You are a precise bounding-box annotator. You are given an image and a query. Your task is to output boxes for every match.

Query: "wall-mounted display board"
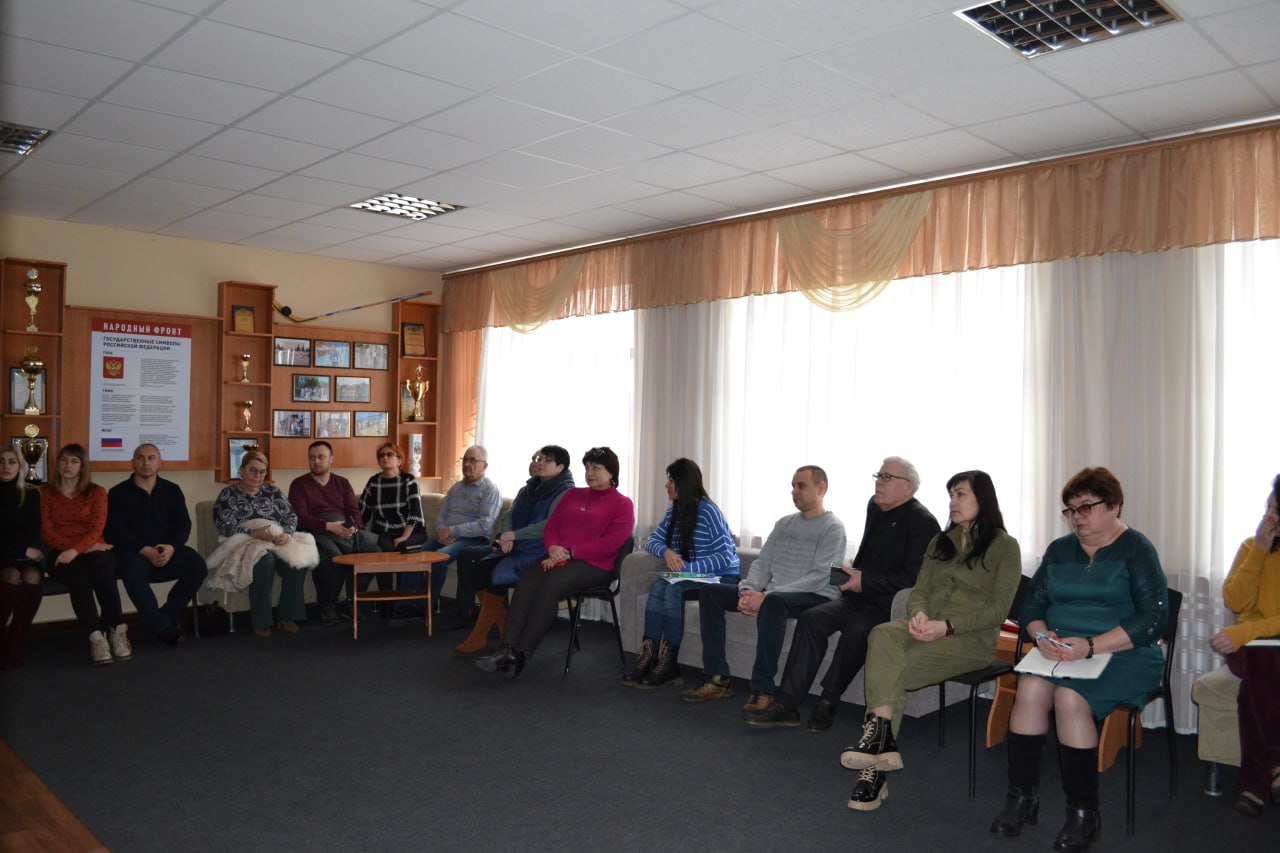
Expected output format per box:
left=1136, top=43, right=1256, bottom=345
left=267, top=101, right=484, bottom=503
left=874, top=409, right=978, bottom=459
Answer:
left=392, top=300, right=440, bottom=480
left=0, top=258, right=65, bottom=482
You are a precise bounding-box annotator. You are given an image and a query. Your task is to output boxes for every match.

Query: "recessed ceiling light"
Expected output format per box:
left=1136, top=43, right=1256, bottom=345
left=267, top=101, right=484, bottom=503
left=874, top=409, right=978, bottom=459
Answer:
left=0, top=121, right=53, bottom=156
left=349, top=192, right=463, bottom=221
left=956, top=0, right=1181, bottom=58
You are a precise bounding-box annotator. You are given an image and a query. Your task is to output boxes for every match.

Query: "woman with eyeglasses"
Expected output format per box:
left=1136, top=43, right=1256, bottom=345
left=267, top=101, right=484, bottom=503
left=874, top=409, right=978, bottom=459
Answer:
left=623, top=457, right=739, bottom=689
left=1208, top=473, right=1280, bottom=818
left=990, top=467, right=1167, bottom=853
left=357, top=443, right=427, bottom=612
left=839, top=470, right=1021, bottom=811
left=0, top=447, right=45, bottom=668
left=211, top=451, right=308, bottom=638
left=454, top=445, right=575, bottom=655
left=477, top=446, right=634, bottom=678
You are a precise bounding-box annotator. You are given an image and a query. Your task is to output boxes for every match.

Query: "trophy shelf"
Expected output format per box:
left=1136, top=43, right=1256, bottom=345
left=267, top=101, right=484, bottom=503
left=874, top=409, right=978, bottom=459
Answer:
left=2, top=258, right=66, bottom=473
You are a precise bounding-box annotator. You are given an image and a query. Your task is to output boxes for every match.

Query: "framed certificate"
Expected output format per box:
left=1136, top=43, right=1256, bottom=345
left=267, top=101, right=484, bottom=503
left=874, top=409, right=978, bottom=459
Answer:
left=232, top=305, right=256, bottom=333
left=9, top=368, right=45, bottom=415
left=401, top=322, right=426, bottom=357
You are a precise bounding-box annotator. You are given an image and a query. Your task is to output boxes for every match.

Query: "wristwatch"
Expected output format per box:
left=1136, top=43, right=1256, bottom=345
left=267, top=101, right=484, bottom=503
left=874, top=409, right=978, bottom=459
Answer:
left=1085, top=636, right=1095, bottom=659
left=945, top=619, right=955, bottom=637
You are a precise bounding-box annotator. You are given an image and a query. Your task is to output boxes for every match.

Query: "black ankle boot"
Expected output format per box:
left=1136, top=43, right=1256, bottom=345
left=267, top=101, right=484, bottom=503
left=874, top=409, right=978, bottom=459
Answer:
left=1053, top=805, right=1100, bottom=852
left=622, top=638, right=656, bottom=685
left=840, top=714, right=900, bottom=771
left=990, top=786, right=1040, bottom=836
left=505, top=648, right=526, bottom=679
left=637, top=640, right=682, bottom=688
left=476, top=644, right=517, bottom=673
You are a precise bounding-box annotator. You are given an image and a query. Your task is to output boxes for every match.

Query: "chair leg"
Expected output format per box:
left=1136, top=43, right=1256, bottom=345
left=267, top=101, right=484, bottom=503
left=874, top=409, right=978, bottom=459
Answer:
left=1162, top=689, right=1178, bottom=802
left=563, top=593, right=583, bottom=676
left=1126, top=709, right=1138, bottom=836
left=938, top=683, right=947, bottom=748
left=1204, top=762, right=1222, bottom=797
left=968, top=684, right=981, bottom=799
left=607, top=595, right=626, bottom=676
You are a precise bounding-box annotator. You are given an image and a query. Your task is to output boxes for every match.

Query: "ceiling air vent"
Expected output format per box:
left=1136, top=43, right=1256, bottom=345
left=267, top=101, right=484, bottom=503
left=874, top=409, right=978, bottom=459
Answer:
left=0, top=121, right=53, bottom=156
left=956, top=0, right=1181, bottom=58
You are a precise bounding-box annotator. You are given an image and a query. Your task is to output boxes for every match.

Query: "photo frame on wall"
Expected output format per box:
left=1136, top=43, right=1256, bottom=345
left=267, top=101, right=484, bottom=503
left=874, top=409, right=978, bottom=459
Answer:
left=354, top=411, right=389, bottom=437
left=315, top=410, right=351, bottom=439
left=227, top=437, right=259, bottom=476
left=354, top=342, right=389, bottom=370
left=9, top=368, right=46, bottom=415
left=273, top=409, right=312, bottom=438
left=334, top=375, right=370, bottom=403
left=292, top=374, right=331, bottom=403
left=401, top=322, right=426, bottom=357
left=274, top=337, right=311, bottom=367
left=313, top=340, right=351, bottom=369
left=10, top=436, right=48, bottom=482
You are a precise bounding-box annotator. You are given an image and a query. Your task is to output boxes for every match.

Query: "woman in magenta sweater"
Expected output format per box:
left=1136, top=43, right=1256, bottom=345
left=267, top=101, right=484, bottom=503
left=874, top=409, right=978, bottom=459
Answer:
left=477, top=446, right=634, bottom=678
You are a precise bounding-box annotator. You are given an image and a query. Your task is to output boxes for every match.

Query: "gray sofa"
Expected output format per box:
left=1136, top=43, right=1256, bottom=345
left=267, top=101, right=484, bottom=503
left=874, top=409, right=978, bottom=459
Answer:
left=618, top=549, right=969, bottom=717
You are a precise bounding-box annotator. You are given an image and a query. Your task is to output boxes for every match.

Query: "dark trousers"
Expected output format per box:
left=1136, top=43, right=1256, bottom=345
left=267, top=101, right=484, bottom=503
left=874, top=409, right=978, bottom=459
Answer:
left=116, top=546, right=206, bottom=637
left=312, top=529, right=378, bottom=608
left=698, top=583, right=829, bottom=694
left=777, top=593, right=891, bottom=706
left=48, top=550, right=122, bottom=637
left=456, top=545, right=499, bottom=604
left=504, top=559, right=611, bottom=655
left=1227, top=645, right=1280, bottom=797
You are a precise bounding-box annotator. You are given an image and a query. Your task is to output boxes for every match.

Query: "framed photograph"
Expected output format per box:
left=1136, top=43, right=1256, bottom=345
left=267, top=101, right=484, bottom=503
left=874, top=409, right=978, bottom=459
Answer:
left=292, top=374, right=331, bottom=403
left=334, top=375, right=370, bottom=403
left=274, top=337, right=311, bottom=367
left=273, top=409, right=312, bottom=438
left=401, top=322, right=427, bottom=357
left=354, top=342, right=389, bottom=371
left=231, top=304, right=256, bottom=333
left=354, top=411, right=389, bottom=437
left=313, top=340, right=351, bottom=369
left=9, top=368, right=45, bottom=415
left=227, top=437, right=260, bottom=476
left=10, top=436, right=48, bottom=483
left=315, top=410, right=351, bottom=439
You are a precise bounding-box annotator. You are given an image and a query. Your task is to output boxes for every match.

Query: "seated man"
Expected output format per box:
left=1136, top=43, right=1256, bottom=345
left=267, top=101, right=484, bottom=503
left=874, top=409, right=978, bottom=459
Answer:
left=288, top=440, right=377, bottom=626
left=392, top=445, right=501, bottom=622
left=682, top=465, right=846, bottom=713
left=743, top=456, right=939, bottom=732
left=106, top=444, right=207, bottom=646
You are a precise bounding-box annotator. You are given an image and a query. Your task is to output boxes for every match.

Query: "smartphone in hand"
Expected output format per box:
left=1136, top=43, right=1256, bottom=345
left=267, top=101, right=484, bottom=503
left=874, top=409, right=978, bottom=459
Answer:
left=829, top=566, right=848, bottom=586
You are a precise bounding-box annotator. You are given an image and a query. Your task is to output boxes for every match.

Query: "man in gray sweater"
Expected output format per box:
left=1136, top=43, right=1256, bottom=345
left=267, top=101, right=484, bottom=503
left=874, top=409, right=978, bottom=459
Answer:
left=682, top=465, right=846, bottom=713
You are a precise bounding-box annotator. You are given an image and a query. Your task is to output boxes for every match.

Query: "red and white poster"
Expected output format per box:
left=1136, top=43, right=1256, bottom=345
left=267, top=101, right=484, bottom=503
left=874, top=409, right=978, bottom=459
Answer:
left=88, top=318, right=192, bottom=461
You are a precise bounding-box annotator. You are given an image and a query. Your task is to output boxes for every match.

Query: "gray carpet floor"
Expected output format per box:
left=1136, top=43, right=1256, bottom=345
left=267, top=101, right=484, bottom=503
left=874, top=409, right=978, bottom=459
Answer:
left=0, top=615, right=1273, bottom=852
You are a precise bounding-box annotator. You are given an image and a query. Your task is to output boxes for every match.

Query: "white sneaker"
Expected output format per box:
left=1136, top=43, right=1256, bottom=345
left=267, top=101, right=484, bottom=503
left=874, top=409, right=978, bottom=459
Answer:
left=109, top=623, right=132, bottom=661
left=89, top=630, right=113, bottom=666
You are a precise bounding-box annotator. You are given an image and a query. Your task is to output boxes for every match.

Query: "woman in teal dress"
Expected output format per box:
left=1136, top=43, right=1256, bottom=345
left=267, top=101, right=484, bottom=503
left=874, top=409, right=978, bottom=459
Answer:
left=989, top=467, right=1168, bottom=853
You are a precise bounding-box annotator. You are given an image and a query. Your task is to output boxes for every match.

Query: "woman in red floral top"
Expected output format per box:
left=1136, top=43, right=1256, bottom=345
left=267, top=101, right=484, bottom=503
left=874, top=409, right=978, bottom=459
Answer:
left=41, top=444, right=128, bottom=666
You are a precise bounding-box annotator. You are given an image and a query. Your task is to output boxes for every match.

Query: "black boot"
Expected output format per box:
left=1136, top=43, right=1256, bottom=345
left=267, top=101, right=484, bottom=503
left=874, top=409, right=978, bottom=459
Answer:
left=476, top=644, right=518, bottom=674
left=1054, top=745, right=1101, bottom=852
left=636, top=640, right=682, bottom=689
left=840, top=714, right=901, bottom=772
left=990, top=732, right=1045, bottom=836
left=621, top=637, right=656, bottom=686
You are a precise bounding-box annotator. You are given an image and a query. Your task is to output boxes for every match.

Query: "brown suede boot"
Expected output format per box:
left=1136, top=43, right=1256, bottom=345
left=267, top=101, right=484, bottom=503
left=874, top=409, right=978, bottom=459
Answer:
left=455, top=590, right=506, bottom=655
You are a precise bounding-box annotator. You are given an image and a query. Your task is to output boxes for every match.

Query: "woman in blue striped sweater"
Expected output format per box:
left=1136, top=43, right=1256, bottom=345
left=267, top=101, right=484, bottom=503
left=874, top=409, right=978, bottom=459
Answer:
left=624, top=458, right=740, bottom=689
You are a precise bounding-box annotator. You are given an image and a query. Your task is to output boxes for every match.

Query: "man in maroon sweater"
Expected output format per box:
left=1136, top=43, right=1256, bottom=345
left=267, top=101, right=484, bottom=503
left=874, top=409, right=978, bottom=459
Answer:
left=288, top=441, right=376, bottom=626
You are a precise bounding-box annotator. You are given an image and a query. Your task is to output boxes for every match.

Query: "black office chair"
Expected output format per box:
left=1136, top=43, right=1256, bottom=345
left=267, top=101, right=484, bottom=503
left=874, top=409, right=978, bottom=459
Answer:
left=936, top=574, right=1033, bottom=798
left=562, top=536, right=634, bottom=677
left=1109, top=586, right=1182, bottom=836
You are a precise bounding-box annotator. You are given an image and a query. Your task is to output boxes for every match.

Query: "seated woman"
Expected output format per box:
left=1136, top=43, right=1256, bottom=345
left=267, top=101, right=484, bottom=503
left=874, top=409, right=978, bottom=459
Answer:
left=476, top=446, right=634, bottom=678
left=0, top=447, right=45, bottom=668
left=623, top=458, right=739, bottom=689
left=358, top=442, right=427, bottom=610
left=454, top=445, right=574, bottom=655
left=42, top=444, right=125, bottom=666
left=210, top=451, right=313, bottom=638
left=989, top=467, right=1168, bottom=853
left=840, top=470, right=1021, bottom=811
left=1209, top=473, right=1280, bottom=817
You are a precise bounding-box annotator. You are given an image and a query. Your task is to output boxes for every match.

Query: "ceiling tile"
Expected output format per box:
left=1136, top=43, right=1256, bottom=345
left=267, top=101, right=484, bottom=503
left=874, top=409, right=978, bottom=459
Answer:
left=368, top=13, right=571, bottom=92
left=191, top=128, right=336, bottom=172
left=237, top=230, right=333, bottom=252
left=858, top=129, right=1018, bottom=177
left=108, top=175, right=241, bottom=207
left=169, top=207, right=289, bottom=235
left=612, top=151, right=746, bottom=190
left=6, top=158, right=135, bottom=193
left=340, top=233, right=441, bottom=255
left=394, top=245, right=492, bottom=269
left=382, top=220, right=486, bottom=243
left=897, top=66, right=1081, bottom=127
left=312, top=244, right=409, bottom=263
left=689, top=127, right=841, bottom=172
left=521, top=126, right=671, bottom=172
left=454, top=151, right=591, bottom=190
left=472, top=188, right=597, bottom=220
left=254, top=174, right=381, bottom=206
left=705, top=0, right=946, bottom=53
left=158, top=221, right=268, bottom=242
left=236, top=97, right=400, bottom=149
left=785, top=98, right=951, bottom=151
left=0, top=83, right=88, bottom=129
left=215, top=194, right=330, bottom=220
left=210, top=0, right=437, bottom=53
left=552, top=206, right=666, bottom=236
left=1093, top=70, right=1276, bottom=135
left=300, top=153, right=434, bottom=189
left=1, top=0, right=192, bottom=61
left=499, top=220, right=608, bottom=247
left=103, top=66, right=278, bottom=124
left=395, top=172, right=510, bottom=207
left=429, top=207, right=537, bottom=233
left=545, top=172, right=667, bottom=207
left=766, top=153, right=908, bottom=195
left=493, top=59, right=676, bottom=123
left=451, top=232, right=545, bottom=255
left=149, top=20, right=347, bottom=91
left=967, top=102, right=1137, bottom=160
left=1199, top=3, right=1280, bottom=66
left=150, top=154, right=283, bottom=191
left=454, top=0, right=687, bottom=54
left=252, top=221, right=368, bottom=247
left=1244, top=59, right=1280, bottom=102
left=64, top=103, right=221, bottom=151
left=600, top=95, right=767, bottom=149
left=685, top=173, right=812, bottom=208
left=294, top=60, right=471, bottom=122
left=696, top=58, right=875, bottom=124
left=68, top=197, right=201, bottom=231
left=355, top=126, right=495, bottom=171
left=34, top=133, right=174, bottom=173
left=0, top=178, right=105, bottom=216
left=421, top=96, right=584, bottom=148
left=0, top=36, right=134, bottom=99
left=612, top=190, right=737, bottom=222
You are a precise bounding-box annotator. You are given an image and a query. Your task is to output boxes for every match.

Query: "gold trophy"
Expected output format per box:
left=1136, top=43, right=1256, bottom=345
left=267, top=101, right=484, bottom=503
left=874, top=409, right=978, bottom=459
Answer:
left=240, top=400, right=254, bottom=431
left=24, top=268, right=41, bottom=332
left=410, top=365, right=429, bottom=422
left=18, top=424, right=47, bottom=484
left=20, top=346, right=44, bottom=416
left=240, top=353, right=251, bottom=382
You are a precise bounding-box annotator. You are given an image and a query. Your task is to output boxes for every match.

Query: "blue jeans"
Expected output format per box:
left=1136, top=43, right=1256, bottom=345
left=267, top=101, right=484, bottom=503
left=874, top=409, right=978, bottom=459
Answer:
left=393, top=536, right=486, bottom=615
left=116, top=546, right=207, bottom=637
left=698, top=583, right=829, bottom=694
left=643, top=576, right=739, bottom=645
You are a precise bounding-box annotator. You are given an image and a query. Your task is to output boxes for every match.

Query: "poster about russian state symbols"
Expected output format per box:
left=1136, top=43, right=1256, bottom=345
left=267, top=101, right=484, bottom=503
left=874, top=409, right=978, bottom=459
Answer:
left=88, top=318, right=192, bottom=461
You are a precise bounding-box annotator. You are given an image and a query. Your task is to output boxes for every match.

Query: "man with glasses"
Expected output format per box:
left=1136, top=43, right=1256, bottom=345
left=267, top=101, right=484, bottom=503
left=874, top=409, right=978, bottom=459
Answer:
left=743, top=456, right=940, bottom=732
left=391, top=445, right=501, bottom=624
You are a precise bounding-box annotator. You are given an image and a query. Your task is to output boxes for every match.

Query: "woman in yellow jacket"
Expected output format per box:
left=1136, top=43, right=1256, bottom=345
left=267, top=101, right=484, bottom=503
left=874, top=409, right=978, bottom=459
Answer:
left=1210, top=473, right=1280, bottom=817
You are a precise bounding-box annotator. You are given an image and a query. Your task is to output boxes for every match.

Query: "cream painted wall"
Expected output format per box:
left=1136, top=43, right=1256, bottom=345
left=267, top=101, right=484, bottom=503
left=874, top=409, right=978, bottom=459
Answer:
left=0, top=214, right=447, bottom=623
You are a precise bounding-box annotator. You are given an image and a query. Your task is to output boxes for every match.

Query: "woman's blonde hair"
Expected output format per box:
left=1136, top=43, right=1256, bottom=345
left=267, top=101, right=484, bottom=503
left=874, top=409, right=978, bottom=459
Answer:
left=239, top=450, right=269, bottom=476
left=0, top=447, right=30, bottom=506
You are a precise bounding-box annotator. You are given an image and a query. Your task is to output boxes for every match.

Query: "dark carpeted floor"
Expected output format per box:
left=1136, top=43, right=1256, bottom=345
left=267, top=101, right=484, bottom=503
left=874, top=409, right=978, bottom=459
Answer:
left=0, top=615, right=1272, bottom=852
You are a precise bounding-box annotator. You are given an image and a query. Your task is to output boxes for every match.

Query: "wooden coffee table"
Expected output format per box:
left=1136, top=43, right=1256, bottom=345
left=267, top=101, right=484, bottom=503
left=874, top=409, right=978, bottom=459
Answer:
left=333, top=550, right=450, bottom=638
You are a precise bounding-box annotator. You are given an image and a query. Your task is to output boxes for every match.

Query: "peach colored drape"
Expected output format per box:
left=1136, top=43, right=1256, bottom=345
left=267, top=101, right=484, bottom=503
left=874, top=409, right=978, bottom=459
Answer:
left=437, top=329, right=482, bottom=486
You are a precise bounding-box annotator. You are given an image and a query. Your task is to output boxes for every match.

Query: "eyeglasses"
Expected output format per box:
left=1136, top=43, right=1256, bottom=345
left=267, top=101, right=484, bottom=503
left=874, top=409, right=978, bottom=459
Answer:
left=584, top=448, right=607, bottom=460
left=242, top=467, right=267, bottom=476
left=1061, top=499, right=1107, bottom=519
left=531, top=454, right=555, bottom=465
left=460, top=456, right=483, bottom=465
left=377, top=452, right=399, bottom=459
left=872, top=472, right=910, bottom=484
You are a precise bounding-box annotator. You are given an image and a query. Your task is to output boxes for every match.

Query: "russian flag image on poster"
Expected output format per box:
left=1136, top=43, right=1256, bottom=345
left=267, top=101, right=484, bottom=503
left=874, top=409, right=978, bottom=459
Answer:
left=100, top=437, right=123, bottom=449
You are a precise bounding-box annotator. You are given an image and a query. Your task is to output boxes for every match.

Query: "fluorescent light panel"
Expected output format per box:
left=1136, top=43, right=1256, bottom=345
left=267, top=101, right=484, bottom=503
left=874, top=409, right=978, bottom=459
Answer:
left=956, top=0, right=1181, bottom=58
left=348, top=192, right=463, bottom=221
left=0, top=121, right=53, bottom=156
